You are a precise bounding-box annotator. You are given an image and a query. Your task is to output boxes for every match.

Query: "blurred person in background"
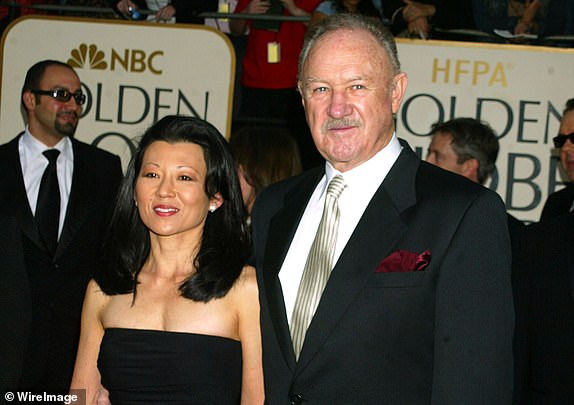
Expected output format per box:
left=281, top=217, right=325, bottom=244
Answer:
left=540, top=98, right=574, bottom=221
left=230, top=126, right=302, bottom=217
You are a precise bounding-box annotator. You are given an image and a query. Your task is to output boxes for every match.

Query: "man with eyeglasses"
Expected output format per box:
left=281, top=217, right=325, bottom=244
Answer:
left=514, top=98, right=574, bottom=403
left=0, top=60, right=122, bottom=395
left=540, top=98, right=574, bottom=221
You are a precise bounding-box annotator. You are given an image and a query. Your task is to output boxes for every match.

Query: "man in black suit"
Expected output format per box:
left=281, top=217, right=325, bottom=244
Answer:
left=540, top=98, right=574, bottom=221
left=251, top=14, right=514, bottom=404
left=0, top=212, right=29, bottom=394
left=0, top=60, right=122, bottom=394
left=518, top=212, right=574, bottom=403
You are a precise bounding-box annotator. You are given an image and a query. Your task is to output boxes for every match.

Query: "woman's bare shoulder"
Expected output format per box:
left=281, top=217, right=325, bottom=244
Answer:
left=231, top=265, right=259, bottom=299
left=85, top=278, right=112, bottom=307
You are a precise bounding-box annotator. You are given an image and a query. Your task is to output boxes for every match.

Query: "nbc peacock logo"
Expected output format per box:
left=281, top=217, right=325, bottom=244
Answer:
left=66, top=44, right=164, bottom=74
left=67, top=44, right=107, bottom=70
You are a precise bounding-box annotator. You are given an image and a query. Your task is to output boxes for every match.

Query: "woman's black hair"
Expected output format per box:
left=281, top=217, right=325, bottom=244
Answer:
left=97, top=115, right=250, bottom=302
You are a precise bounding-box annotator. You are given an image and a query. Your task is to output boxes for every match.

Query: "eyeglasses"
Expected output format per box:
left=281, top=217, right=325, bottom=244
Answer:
left=553, top=132, right=574, bottom=148
left=31, top=89, right=86, bottom=105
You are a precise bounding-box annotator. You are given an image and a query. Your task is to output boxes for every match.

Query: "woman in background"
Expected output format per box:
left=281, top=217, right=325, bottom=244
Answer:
left=229, top=126, right=302, bottom=216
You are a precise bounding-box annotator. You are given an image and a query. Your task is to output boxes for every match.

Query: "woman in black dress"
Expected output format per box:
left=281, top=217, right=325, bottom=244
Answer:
left=70, top=116, right=264, bottom=404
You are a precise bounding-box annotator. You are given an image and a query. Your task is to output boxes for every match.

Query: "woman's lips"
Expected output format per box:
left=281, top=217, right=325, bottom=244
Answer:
left=153, top=205, right=179, bottom=216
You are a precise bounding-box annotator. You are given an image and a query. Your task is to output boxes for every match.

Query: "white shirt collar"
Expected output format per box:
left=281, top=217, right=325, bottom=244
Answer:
left=324, top=133, right=403, bottom=194
left=22, top=126, right=73, bottom=161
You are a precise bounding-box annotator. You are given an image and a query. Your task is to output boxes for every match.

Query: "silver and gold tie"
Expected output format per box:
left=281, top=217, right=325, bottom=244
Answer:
left=290, top=175, right=346, bottom=359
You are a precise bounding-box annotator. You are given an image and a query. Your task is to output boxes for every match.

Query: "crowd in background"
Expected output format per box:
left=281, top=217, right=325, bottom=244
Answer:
left=1, top=1, right=574, bottom=169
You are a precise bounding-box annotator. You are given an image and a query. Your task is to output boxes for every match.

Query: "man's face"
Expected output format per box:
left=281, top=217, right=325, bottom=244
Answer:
left=426, top=131, right=474, bottom=180
left=299, top=29, right=407, bottom=172
left=24, top=65, right=83, bottom=145
left=559, top=109, right=574, bottom=181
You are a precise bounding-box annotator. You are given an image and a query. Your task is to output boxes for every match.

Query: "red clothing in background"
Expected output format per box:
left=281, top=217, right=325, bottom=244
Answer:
left=234, top=0, right=320, bottom=89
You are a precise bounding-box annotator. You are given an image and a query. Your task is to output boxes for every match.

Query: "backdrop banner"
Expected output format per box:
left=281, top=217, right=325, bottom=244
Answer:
left=2, top=19, right=573, bottom=222
left=0, top=16, right=235, bottom=170
left=396, top=38, right=574, bottom=222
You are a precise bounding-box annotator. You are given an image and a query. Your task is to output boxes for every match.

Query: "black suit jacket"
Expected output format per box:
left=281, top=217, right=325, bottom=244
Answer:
left=515, top=213, right=574, bottom=404
left=251, top=140, right=514, bottom=404
left=0, top=212, right=29, bottom=393
left=539, top=184, right=574, bottom=221
left=0, top=135, right=122, bottom=392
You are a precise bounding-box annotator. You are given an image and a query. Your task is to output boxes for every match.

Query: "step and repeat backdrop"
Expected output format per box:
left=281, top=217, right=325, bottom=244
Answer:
left=395, top=38, right=573, bottom=223
left=0, top=16, right=235, bottom=170
left=1, top=17, right=573, bottom=222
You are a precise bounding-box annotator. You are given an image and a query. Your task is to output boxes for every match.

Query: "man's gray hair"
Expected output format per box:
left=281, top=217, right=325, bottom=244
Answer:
left=298, top=14, right=401, bottom=82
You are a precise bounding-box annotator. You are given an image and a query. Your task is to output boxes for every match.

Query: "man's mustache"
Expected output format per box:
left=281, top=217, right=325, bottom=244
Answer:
left=322, top=118, right=361, bottom=131
left=57, top=111, right=79, bottom=119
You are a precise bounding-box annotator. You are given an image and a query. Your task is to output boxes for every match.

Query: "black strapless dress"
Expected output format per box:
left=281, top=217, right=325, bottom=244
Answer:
left=98, top=328, right=242, bottom=404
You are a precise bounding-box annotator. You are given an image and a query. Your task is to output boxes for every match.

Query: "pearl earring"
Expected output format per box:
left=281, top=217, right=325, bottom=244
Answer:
left=209, top=206, right=216, bottom=213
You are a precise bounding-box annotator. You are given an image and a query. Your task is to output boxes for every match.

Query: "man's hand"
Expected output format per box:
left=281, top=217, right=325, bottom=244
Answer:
left=155, top=5, right=176, bottom=21
left=246, top=0, right=271, bottom=15
left=116, top=0, right=137, bottom=15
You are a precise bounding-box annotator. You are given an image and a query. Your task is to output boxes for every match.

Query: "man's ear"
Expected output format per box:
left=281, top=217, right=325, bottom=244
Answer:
left=22, top=91, right=36, bottom=111
left=462, top=158, right=480, bottom=183
left=391, top=72, right=408, bottom=114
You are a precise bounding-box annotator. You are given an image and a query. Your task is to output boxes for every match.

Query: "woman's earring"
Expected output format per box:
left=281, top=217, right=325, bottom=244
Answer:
left=209, top=205, right=216, bottom=213
left=135, top=200, right=138, bottom=207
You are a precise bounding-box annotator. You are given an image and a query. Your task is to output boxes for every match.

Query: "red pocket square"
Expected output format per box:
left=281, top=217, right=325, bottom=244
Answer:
left=375, top=250, right=431, bottom=273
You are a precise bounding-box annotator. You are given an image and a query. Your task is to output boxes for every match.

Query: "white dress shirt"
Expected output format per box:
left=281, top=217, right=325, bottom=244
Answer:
left=279, top=134, right=403, bottom=325
left=19, top=129, right=74, bottom=239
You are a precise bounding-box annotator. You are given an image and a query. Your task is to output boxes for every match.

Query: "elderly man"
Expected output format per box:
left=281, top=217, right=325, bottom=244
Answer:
left=251, top=14, right=514, bottom=404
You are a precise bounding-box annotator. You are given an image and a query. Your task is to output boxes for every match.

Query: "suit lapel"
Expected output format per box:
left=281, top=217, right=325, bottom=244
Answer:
left=295, top=141, right=420, bottom=371
left=566, top=213, right=574, bottom=304
left=55, top=140, right=96, bottom=259
left=263, top=169, right=324, bottom=370
left=0, top=136, right=46, bottom=251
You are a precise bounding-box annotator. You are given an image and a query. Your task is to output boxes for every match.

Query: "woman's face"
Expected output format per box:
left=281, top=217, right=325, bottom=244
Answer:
left=135, top=141, right=221, bottom=239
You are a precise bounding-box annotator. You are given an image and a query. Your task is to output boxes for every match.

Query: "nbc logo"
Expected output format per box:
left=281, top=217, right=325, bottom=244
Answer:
left=68, top=44, right=107, bottom=70
left=67, top=44, right=163, bottom=74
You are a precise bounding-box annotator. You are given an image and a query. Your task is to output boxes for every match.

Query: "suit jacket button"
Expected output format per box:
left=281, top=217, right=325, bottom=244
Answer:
left=290, top=394, right=303, bottom=404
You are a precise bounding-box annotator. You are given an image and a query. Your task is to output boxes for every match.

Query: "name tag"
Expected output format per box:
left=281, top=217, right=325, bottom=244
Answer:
left=267, top=42, right=281, bottom=63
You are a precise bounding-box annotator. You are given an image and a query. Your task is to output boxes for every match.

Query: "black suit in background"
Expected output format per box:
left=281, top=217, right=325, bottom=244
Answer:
left=0, top=135, right=122, bottom=393
left=539, top=183, right=574, bottom=221
left=251, top=140, right=514, bottom=404
left=514, top=212, right=574, bottom=404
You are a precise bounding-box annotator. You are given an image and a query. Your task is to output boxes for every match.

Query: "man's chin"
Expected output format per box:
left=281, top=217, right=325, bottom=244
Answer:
left=55, top=123, right=78, bottom=137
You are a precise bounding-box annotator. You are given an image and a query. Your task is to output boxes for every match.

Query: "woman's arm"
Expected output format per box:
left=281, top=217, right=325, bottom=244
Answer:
left=236, top=266, right=265, bottom=405
left=69, top=280, right=109, bottom=405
